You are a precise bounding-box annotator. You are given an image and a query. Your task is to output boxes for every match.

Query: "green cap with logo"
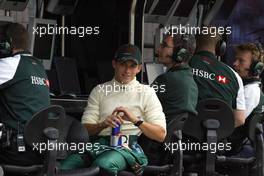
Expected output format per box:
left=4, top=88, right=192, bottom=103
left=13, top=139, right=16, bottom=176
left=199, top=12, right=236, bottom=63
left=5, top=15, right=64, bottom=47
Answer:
left=114, top=44, right=142, bottom=64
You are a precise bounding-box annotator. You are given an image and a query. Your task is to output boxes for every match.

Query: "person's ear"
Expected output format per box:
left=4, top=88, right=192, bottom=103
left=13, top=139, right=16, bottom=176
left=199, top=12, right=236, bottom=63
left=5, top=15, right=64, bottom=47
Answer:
left=112, top=59, right=117, bottom=69
left=136, top=64, right=142, bottom=73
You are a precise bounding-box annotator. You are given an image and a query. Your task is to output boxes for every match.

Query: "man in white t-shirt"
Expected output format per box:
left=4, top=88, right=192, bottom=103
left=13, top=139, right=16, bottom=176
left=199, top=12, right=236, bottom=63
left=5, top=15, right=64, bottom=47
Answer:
left=61, top=44, right=166, bottom=176
left=233, top=43, right=264, bottom=117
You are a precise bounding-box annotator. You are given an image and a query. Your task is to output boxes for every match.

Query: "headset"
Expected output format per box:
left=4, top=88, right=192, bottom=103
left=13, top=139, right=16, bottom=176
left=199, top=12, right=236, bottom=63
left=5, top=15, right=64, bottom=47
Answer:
left=0, top=24, right=12, bottom=58
left=215, top=34, right=226, bottom=57
left=170, top=34, right=192, bottom=63
left=250, top=43, right=264, bottom=77
left=171, top=47, right=192, bottom=63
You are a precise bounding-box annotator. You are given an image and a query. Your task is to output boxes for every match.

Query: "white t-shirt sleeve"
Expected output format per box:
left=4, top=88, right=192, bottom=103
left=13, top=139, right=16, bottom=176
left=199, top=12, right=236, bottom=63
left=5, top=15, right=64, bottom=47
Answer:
left=81, top=85, right=101, bottom=124
left=143, top=86, right=167, bottom=131
left=0, top=55, right=20, bottom=85
left=244, top=84, right=260, bottom=117
left=229, top=67, right=246, bottom=110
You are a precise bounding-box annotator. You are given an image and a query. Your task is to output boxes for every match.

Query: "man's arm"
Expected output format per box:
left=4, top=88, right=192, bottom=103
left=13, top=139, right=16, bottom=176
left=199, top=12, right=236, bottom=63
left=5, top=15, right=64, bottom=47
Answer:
left=84, top=123, right=107, bottom=136
left=234, top=109, right=245, bottom=127
left=113, top=106, right=166, bottom=142
left=0, top=56, right=20, bottom=87
left=82, top=85, right=104, bottom=134
left=137, top=121, right=166, bottom=142
left=244, top=84, right=260, bottom=117
left=230, top=67, right=246, bottom=127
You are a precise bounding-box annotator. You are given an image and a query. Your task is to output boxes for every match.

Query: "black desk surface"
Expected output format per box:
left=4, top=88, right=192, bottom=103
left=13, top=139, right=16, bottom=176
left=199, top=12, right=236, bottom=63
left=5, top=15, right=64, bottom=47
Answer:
left=51, top=98, right=87, bottom=114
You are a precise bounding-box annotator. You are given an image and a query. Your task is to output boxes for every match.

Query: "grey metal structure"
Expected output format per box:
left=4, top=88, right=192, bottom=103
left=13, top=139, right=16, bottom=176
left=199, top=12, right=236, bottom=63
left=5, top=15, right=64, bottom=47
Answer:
left=0, top=15, right=13, bottom=26
left=0, top=0, right=29, bottom=11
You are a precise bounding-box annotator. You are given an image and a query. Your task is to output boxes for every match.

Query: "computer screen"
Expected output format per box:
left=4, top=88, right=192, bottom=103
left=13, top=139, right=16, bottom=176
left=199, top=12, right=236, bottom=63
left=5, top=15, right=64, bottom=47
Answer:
left=145, top=62, right=166, bottom=85
left=54, top=57, right=81, bottom=95
left=28, top=18, right=56, bottom=70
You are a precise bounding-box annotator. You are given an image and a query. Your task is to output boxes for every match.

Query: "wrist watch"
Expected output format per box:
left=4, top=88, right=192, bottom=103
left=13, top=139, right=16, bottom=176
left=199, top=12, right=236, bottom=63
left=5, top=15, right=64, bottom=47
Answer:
left=134, top=120, right=144, bottom=127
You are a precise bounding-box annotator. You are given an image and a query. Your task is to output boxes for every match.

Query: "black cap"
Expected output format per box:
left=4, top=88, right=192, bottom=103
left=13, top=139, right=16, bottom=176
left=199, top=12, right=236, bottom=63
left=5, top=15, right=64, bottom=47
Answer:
left=114, top=44, right=142, bottom=64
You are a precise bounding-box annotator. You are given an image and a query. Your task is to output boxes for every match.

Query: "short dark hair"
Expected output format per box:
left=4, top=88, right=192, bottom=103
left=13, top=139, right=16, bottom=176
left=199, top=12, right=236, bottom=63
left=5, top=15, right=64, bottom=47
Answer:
left=195, top=26, right=221, bottom=48
left=6, top=23, right=29, bottom=51
left=163, top=33, right=196, bottom=54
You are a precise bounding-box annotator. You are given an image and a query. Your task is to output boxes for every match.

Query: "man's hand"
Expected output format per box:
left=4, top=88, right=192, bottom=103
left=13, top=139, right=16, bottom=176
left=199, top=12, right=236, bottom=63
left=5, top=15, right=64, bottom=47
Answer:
left=102, top=114, right=124, bottom=128
left=112, top=106, right=139, bottom=124
left=112, top=106, right=166, bottom=142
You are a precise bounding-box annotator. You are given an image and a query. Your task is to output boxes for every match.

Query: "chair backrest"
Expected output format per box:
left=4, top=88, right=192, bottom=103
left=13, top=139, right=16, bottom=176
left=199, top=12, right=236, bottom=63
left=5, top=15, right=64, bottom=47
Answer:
left=246, top=113, right=264, bottom=146
left=165, top=113, right=189, bottom=142
left=24, top=105, right=89, bottom=159
left=183, top=98, right=234, bottom=142
left=24, top=105, right=66, bottom=147
left=62, top=116, right=90, bottom=158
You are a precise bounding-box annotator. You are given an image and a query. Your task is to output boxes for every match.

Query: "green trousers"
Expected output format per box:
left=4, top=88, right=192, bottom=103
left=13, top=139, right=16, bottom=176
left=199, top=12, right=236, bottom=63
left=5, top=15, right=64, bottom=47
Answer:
left=60, top=136, right=148, bottom=176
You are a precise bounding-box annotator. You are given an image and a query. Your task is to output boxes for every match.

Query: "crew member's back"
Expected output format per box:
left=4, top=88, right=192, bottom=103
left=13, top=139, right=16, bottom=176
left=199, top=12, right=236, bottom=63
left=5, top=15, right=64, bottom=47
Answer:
left=189, top=31, right=246, bottom=127
left=0, top=23, right=50, bottom=166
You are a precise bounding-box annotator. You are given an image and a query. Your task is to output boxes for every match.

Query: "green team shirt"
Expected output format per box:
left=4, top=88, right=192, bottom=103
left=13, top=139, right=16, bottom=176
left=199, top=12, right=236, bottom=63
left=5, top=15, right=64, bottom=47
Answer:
left=0, top=52, right=50, bottom=129
left=152, top=64, right=198, bottom=121
left=189, top=51, right=245, bottom=110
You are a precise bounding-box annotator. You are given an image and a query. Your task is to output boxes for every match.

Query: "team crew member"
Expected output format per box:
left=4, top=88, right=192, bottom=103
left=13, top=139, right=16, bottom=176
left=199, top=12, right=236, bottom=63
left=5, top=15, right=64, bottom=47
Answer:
left=189, top=31, right=246, bottom=127
left=153, top=34, right=198, bottom=123
left=61, top=44, right=166, bottom=175
left=143, top=34, right=198, bottom=165
left=233, top=43, right=264, bottom=117
left=0, top=23, right=50, bottom=165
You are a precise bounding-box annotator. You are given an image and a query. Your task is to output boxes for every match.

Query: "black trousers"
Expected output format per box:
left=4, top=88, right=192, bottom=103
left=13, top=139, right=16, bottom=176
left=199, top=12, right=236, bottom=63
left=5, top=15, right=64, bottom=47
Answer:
left=0, top=141, right=42, bottom=166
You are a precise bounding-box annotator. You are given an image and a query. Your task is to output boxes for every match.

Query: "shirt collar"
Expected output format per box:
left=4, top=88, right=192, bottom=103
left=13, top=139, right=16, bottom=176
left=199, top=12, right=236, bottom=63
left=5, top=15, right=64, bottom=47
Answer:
left=167, top=64, right=190, bottom=72
left=195, top=50, right=217, bottom=60
left=111, top=77, right=138, bottom=87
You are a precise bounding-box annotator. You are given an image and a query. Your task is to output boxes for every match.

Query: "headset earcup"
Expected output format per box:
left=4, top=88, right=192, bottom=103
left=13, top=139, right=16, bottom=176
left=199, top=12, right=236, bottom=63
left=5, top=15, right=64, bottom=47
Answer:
left=0, top=40, right=12, bottom=58
left=0, top=24, right=12, bottom=58
left=172, top=48, right=190, bottom=63
left=219, top=40, right=226, bottom=56
left=216, top=40, right=226, bottom=56
left=253, top=62, right=264, bottom=76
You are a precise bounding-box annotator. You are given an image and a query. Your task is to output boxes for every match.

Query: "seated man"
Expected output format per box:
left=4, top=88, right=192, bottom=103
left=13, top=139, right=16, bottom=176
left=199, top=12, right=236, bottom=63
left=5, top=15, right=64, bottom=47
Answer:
left=61, top=44, right=166, bottom=175
left=233, top=43, right=264, bottom=117
left=231, top=43, right=264, bottom=155
left=144, top=34, right=198, bottom=165
left=0, top=23, right=50, bottom=165
left=153, top=34, right=198, bottom=124
left=189, top=29, right=246, bottom=155
left=189, top=30, right=246, bottom=128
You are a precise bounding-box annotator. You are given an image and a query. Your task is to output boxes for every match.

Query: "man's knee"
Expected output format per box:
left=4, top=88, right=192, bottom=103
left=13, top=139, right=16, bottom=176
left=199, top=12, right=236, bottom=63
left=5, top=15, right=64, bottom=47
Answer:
left=92, top=151, right=127, bottom=175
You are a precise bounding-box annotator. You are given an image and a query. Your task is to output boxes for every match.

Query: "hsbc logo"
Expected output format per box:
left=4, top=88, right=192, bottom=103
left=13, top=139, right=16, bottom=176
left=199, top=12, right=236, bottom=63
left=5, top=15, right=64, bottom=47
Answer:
left=192, top=68, right=215, bottom=80
left=216, top=75, right=229, bottom=84
left=192, top=68, right=229, bottom=84
left=31, top=76, right=49, bottom=87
